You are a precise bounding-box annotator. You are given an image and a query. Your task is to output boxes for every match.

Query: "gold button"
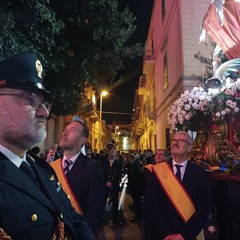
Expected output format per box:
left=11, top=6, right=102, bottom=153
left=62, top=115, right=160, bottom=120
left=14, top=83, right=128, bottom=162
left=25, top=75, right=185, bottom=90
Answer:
left=31, top=214, right=38, bottom=222
left=67, top=194, right=71, bottom=199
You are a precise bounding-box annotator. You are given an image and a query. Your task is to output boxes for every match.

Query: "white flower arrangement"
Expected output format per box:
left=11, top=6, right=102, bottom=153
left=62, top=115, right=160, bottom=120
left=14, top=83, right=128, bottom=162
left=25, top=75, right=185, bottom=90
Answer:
left=168, top=87, right=211, bottom=130
left=168, top=79, right=240, bottom=130
left=209, top=78, right=240, bottom=118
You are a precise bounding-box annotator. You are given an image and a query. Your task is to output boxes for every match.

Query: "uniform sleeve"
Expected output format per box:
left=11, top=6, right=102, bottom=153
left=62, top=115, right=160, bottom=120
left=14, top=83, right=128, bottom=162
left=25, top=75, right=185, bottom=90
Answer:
left=71, top=209, right=95, bottom=240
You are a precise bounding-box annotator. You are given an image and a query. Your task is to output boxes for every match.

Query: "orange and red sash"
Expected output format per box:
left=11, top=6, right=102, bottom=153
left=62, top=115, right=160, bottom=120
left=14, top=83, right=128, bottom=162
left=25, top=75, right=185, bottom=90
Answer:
left=50, top=159, right=83, bottom=215
left=151, top=161, right=204, bottom=240
left=144, top=164, right=154, bottom=172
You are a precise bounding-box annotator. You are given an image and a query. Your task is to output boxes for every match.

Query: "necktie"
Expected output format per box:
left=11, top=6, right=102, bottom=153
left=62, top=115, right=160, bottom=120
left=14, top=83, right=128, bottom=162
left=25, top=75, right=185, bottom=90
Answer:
left=175, top=164, right=182, bottom=182
left=64, top=159, right=72, bottom=174
left=20, top=161, right=39, bottom=185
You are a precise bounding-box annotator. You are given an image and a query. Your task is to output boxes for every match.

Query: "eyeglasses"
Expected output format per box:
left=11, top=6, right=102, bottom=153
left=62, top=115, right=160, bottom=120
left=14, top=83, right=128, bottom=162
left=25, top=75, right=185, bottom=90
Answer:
left=171, top=138, right=191, bottom=145
left=0, top=93, right=52, bottom=112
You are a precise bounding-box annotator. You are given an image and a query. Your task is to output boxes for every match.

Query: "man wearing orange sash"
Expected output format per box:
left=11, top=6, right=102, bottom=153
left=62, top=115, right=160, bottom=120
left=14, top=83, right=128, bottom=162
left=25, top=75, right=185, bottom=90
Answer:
left=51, top=117, right=105, bottom=237
left=144, top=131, right=210, bottom=240
left=143, top=149, right=166, bottom=238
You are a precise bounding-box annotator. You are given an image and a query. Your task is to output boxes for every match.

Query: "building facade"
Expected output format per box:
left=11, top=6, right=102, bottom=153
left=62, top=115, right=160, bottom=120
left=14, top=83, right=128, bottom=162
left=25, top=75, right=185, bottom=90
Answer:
left=132, top=0, right=213, bottom=150
left=41, top=85, right=113, bottom=155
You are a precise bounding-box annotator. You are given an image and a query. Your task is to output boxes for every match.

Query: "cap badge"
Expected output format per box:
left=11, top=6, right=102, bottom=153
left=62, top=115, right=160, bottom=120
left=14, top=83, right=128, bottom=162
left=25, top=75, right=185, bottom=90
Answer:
left=35, top=60, right=43, bottom=79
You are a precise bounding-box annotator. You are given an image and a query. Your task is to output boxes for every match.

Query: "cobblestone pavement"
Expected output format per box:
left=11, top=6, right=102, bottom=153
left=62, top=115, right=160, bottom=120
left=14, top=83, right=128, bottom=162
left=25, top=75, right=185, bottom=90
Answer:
left=97, top=193, right=218, bottom=240
left=97, top=193, right=144, bottom=240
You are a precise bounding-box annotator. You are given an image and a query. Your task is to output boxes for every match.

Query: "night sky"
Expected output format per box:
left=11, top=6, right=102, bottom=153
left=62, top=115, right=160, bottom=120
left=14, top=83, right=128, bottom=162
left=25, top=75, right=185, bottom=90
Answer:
left=102, top=0, right=154, bottom=124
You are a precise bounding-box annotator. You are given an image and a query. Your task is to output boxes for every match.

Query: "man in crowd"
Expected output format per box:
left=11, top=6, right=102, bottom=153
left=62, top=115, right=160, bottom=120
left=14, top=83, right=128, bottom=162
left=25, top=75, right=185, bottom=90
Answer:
left=51, top=117, right=105, bottom=236
left=86, top=146, right=93, bottom=159
left=46, top=144, right=63, bottom=162
left=143, top=148, right=167, bottom=238
left=143, top=131, right=210, bottom=240
left=154, top=148, right=166, bottom=164
left=0, top=53, right=94, bottom=239
left=102, top=143, right=123, bottom=225
left=141, top=149, right=154, bottom=166
left=125, top=153, right=144, bottom=222
left=91, top=149, right=100, bottom=161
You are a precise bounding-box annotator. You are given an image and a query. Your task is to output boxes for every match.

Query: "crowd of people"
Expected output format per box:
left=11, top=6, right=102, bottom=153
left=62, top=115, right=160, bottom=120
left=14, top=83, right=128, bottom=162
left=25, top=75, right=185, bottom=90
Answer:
left=20, top=112, right=212, bottom=240
left=32, top=124, right=240, bottom=240
left=42, top=130, right=211, bottom=240
left=0, top=52, right=239, bottom=240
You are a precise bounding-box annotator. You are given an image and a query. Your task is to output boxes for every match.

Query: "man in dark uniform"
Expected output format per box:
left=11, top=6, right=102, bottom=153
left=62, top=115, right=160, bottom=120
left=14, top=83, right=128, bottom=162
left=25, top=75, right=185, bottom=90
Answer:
left=102, top=143, right=123, bottom=225
left=0, top=53, right=94, bottom=240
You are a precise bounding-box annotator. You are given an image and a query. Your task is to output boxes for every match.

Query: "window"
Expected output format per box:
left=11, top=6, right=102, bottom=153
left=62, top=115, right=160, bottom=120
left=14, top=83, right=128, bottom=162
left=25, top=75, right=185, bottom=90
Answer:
left=163, top=53, right=168, bottom=90
left=151, top=39, right=154, bottom=55
left=162, top=0, right=166, bottom=20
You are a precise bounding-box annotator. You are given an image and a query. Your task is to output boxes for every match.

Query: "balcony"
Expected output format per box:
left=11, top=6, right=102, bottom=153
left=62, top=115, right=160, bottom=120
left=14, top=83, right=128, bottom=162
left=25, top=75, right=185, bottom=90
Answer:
left=143, top=49, right=155, bottom=73
left=144, top=100, right=156, bottom=119
left=137, top=122, right=146, bottom=129
left=138, top=75, right=148, bottom=95
left=131, top=116, right=146, bottom=136
left=132, top=122, right=145, bottom=136
left=134, top=129, right=143, bottom=136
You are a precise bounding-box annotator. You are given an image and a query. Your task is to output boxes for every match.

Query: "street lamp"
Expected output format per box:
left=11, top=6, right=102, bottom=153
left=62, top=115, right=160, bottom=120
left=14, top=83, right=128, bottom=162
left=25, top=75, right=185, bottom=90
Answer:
left=99, top=90, right=108, bottom=148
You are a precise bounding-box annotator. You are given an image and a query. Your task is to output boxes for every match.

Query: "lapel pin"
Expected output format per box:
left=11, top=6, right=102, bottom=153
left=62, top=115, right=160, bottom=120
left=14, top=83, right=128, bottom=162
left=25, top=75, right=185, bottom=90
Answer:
left=50, top=175, right=55, bottom=181
left=56, top=182, right=62, bottom=193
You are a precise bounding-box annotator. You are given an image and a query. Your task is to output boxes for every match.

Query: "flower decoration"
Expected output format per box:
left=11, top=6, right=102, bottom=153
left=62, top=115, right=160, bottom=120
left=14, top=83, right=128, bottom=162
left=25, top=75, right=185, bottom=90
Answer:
left=168, top=87, right=211, bottom=130
left=207, top=78, right=240, bottom=118
left=168, top=79, right=240, bottom=130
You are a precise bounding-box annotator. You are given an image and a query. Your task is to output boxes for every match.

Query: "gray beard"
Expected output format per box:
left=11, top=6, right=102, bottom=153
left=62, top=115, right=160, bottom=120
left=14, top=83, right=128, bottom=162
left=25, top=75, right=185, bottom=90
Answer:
left=4, top=128, right=46, bottom=150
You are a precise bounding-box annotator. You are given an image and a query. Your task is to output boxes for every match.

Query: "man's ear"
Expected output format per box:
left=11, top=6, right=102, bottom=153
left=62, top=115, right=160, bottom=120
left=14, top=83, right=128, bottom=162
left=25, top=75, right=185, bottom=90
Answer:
left=187, top=145, right=193, bottom=153
left=79, top=136, right=87, bottom=146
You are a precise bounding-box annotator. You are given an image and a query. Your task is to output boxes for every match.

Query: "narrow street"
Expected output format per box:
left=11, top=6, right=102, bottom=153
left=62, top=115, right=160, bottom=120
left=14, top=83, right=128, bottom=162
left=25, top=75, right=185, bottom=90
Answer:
left=98, top=193, right=144, bottom=240
left=97, top=193, right=219, bottom=240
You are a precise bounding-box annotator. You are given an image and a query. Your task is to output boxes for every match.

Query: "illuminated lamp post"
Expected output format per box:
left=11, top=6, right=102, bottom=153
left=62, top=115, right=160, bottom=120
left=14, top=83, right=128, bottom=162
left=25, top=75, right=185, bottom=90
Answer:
left=99, top=90, right=108, bottom=148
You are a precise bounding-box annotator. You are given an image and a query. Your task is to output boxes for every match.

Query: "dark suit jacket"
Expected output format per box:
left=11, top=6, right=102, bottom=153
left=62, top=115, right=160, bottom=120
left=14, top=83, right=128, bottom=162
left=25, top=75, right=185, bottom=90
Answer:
left=66, top=153, right=105, bottom=232
left=102, top=158, right=122, bottom=188
left=0, top=152, right=94, bottom=240
left=144, top=160, right=210, bottom=240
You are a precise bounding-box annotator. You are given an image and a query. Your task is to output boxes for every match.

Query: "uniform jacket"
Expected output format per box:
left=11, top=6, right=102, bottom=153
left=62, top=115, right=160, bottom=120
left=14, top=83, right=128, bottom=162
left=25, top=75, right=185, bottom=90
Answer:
left=102, top=158, right=122, bottom=189
left=102, top=157, right=123, bottom=222
left=144, top=160, right=210, bottom=240
left=65, top=153, right=105, bottom=232
left=0, top=152, right=94, bottom=240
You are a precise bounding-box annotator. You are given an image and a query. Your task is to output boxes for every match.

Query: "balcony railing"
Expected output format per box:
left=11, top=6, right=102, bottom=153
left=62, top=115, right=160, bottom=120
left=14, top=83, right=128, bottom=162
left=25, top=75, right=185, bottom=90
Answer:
left=138, top=75, right=148, bottom=95
left=143, top=49, right=155, bottom=73
left=144, top=100, right=156, bottom=119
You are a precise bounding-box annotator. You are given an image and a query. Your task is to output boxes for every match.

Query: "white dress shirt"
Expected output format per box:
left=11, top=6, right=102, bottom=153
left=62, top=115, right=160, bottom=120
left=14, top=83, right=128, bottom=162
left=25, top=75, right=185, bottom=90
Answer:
left=172, top=159, right=188, bottom=181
